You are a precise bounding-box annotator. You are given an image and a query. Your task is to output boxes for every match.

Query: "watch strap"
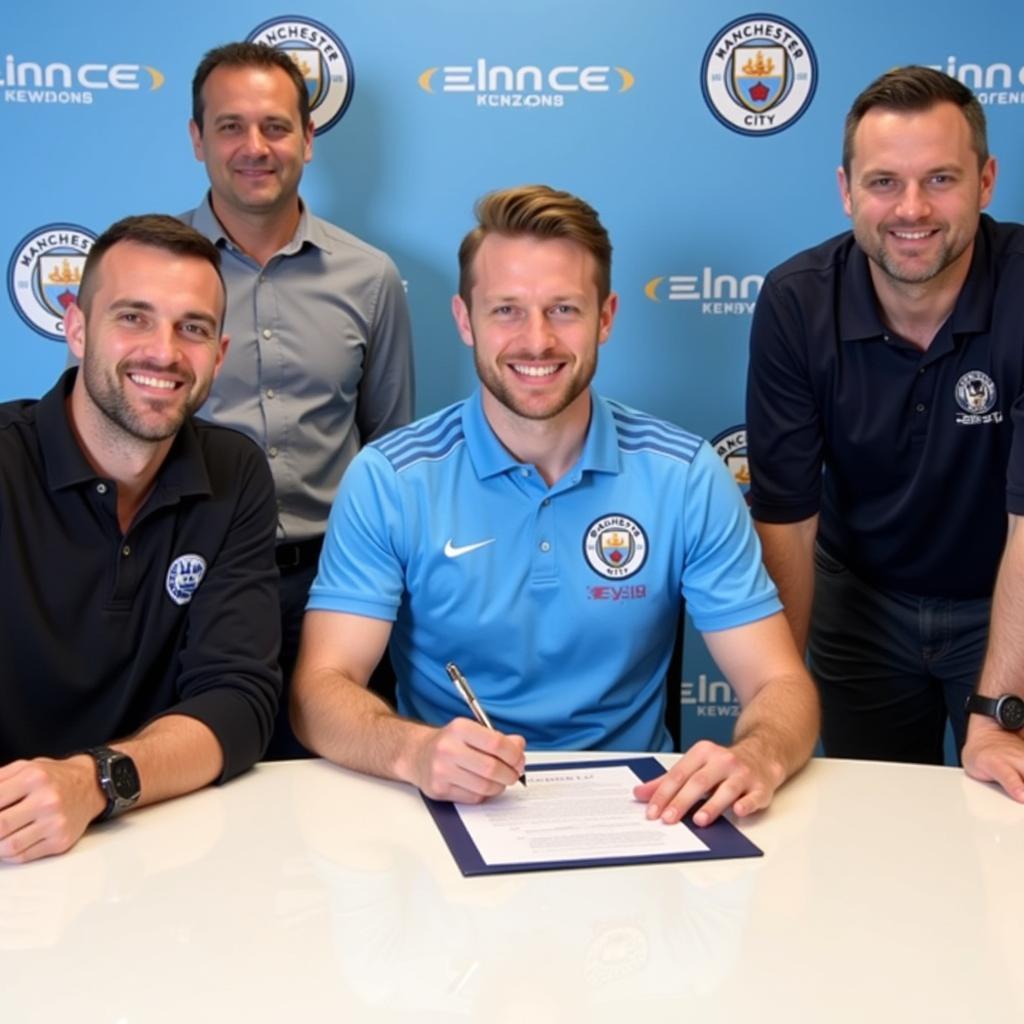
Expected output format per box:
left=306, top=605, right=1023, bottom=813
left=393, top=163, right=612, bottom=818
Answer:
left=965, top=693, right=1024, bottom=731
left=965, top=694, right=1000, bottom=719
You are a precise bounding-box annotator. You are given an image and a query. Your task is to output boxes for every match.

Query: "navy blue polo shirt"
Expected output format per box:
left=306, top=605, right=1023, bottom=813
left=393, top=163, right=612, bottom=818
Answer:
left=0, top=370, right=282, bottom=774
left=747, top=215, right=1024, bottom=599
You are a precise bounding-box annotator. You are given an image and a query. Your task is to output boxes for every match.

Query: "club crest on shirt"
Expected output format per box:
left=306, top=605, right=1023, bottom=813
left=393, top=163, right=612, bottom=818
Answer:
left=583, top=514, right=648, bottom=579
left=166, top=554, right=207, bottom=606
left=954, top=370, right=1001, bottom=425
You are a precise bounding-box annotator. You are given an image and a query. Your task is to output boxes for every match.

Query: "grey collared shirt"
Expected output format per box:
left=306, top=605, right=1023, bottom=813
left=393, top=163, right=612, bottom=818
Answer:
left=180, top=196, right=414, bottom=541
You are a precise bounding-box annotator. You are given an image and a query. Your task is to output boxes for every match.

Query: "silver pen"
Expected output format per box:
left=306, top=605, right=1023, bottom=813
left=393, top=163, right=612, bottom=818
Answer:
left=446, top=661, right=527, bottom=787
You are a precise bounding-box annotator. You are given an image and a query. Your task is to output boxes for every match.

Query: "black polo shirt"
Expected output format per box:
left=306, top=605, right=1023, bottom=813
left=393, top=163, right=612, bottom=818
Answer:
left=0, top=370, right=281, bottom=775
left=747, top=215, right=1024, bottom=599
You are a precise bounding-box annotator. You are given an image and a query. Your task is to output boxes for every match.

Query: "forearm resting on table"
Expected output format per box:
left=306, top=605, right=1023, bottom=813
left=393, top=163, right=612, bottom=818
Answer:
left=291, top=664, right=430, bottom=784
left=731, top=667, right=819, bottom=785
left=0, top=714, right=224, bottom=863
left=115, top=713, right=223, bottom=807
left=291, top=607, right=526, bottom=802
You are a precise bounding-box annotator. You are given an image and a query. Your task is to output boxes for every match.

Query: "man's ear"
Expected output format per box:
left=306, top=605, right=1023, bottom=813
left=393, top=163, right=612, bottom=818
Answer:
left=189, top=118, right=205, bottom=161
left=64, top=302, right=87, bottom=361
left=598, top=291, right=619, bottom=346
left=837, top=166, right=853, bottom=218
left=452, top=294, right=474, bottom=349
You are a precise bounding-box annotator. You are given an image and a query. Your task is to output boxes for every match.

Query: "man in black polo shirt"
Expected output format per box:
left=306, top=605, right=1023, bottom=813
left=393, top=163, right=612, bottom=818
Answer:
left=747, top=66, right=1024, bottom=795
left=0, top=215, right=281, bottom=863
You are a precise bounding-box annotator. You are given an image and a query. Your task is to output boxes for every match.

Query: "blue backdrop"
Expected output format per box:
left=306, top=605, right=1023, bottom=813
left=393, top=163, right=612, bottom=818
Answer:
left=5, top=1, right=1023, bottom=745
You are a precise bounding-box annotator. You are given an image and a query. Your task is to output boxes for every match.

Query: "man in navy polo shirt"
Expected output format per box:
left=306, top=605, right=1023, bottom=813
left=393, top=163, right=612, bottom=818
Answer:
left=0, top=215, right=280, bottom=863
left=292, top=185, right=818, bottom=826
left=747, top=66, right=1024, bottom=796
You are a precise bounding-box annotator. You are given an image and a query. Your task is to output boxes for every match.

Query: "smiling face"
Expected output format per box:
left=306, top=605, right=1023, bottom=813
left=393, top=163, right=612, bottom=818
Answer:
left=189, top=63, right=313, bottom=221
left=452, top=233, right=617, bottom=428
left=65, top=240, right=228, bottom=447
left=838, top=101, right=996, bottom=290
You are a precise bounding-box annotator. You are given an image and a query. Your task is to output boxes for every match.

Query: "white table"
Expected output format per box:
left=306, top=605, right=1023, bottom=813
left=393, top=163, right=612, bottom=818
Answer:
left=2, top=755, right=1021, bottom=1023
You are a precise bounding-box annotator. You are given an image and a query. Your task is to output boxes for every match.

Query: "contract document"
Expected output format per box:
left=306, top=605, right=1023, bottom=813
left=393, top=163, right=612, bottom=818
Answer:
left=422, top=757, right=763, bottom=876
left=457, top=763, right=709, bottom=864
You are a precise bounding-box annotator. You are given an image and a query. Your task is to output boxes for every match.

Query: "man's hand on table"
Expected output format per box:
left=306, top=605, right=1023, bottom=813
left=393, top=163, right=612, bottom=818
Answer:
left=632, top=738, right=786, bottom=827
left=0, top=756, right=105, bottom=864
left=963, top=721, right=1024, bottom=803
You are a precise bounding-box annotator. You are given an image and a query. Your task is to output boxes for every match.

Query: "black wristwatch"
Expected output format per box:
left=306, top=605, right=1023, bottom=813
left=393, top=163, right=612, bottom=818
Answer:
left=965, top=694, right=1024, bottom=731
left=85, top=746, right=141, bottom=821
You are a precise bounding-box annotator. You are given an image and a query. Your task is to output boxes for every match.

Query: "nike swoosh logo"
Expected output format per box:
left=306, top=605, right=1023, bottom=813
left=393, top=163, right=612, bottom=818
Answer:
left=444, top=538, right=496, bottom=559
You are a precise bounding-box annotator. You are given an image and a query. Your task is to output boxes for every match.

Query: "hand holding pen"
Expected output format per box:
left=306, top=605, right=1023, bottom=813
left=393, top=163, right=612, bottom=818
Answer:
left=447, top=662, right=527, bottom=788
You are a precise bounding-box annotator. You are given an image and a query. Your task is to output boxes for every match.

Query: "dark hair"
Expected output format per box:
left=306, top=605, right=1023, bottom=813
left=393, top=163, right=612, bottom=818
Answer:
left=458, top=185, right=612, bottom=308
left=192, top=41, right=310, bottom=133
left=77, top=214, right=224, bottom=315
left=843, top=66, right=988, bottom=175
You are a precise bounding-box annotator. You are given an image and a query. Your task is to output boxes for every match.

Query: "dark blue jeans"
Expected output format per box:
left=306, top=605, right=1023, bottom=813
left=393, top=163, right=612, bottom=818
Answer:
left=808, top=545, right=991, bottom=765
left=264, top=562, right=319, bottom=761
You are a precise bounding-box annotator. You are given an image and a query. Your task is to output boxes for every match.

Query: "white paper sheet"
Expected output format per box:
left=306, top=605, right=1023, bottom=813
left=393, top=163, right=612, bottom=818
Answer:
left=454, top=764, right=709, bottom=866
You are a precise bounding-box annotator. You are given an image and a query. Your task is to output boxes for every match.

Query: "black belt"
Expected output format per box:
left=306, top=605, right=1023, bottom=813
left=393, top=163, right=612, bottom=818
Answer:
left=275, top=536, right=324, bottom=573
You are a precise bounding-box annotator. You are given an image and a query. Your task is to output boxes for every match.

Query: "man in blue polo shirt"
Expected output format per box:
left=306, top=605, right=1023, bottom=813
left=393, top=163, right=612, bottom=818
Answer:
left=747, top=66, right=1024, bottom=797
left=293, top=185, right=818, bottom=826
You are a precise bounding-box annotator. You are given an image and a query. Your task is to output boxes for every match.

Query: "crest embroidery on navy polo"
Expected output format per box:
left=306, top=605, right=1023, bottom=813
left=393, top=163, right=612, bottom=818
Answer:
left=583, top=514, right=648, bottom=579
left=954, top=370, right=1002, bottom=425
left=166, top=554, right=207, bottom=606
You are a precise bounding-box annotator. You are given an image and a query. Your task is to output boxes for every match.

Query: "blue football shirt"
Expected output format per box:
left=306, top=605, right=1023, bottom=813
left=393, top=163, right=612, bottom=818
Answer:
left=310, top=389, right=780, bottom=750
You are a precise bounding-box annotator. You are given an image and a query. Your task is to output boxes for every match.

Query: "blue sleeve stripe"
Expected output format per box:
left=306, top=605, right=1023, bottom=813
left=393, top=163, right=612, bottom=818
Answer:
left=373, top=404, right=464, bottom=463
left=611, top=406, right=701, bottom=462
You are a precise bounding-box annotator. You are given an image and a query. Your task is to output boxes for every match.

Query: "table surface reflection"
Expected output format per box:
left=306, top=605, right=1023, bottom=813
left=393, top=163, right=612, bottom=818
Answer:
left=2, top=754, right=1021, bottom=1023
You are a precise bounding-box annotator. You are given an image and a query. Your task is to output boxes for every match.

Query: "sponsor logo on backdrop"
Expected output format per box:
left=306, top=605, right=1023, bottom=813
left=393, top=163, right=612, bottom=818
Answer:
left=2, top=55, right=163, bottom=105
left=7, top=224, right=95, bottom=341
left=928, top=57, right=1024, bottom=106
left=711, top=425, right=751, bottom=503
left=583, top=514, right=648, bottom=580
left=418, top=60, right=634, bottom=108
left=701, top=15, right=816, bottom=135
left=682, top=673, right=739, bottom=718
left=248, top=16, right=354, bottom=133
left=644, top=268, right=763, bottom=315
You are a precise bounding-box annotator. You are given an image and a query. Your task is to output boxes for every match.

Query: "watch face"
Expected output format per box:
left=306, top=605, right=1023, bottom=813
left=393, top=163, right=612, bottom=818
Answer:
left=998, top=696, right=1024, bottom=731
left=110, top=756, right=141, bottom=798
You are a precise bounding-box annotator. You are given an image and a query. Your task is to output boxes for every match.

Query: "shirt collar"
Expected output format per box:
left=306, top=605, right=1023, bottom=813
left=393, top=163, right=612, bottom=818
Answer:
left=37, top=368, right=211, bottom=501
left=192, top=192, right=328, bottom=258
left=461, top=387, right=621, bottom=481
left=839, top=215, right=996, bottom=342
left=837, top=241, right=887, bottom=341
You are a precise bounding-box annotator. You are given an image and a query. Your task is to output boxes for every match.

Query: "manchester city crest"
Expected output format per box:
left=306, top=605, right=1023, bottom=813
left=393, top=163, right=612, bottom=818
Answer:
left=711, top=424, right=752, bottom=505
left=583, top=514, right=648, bottom=580
left=7, top=223, right=95, bottom=341
left=166, top=553, right=208, bottom=606
left=701, top=15, right=817, bottom=137
left=248, top=16, right=355, bottom=134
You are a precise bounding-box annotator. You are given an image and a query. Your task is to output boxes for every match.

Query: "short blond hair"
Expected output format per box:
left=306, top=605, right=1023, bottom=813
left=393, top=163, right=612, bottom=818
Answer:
left=458, top=185, right=612, bottom=307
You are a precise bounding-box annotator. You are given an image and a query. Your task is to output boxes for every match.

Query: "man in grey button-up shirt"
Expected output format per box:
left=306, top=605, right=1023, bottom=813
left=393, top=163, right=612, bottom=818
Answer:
left=182, top=41, right=414, bottom=758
